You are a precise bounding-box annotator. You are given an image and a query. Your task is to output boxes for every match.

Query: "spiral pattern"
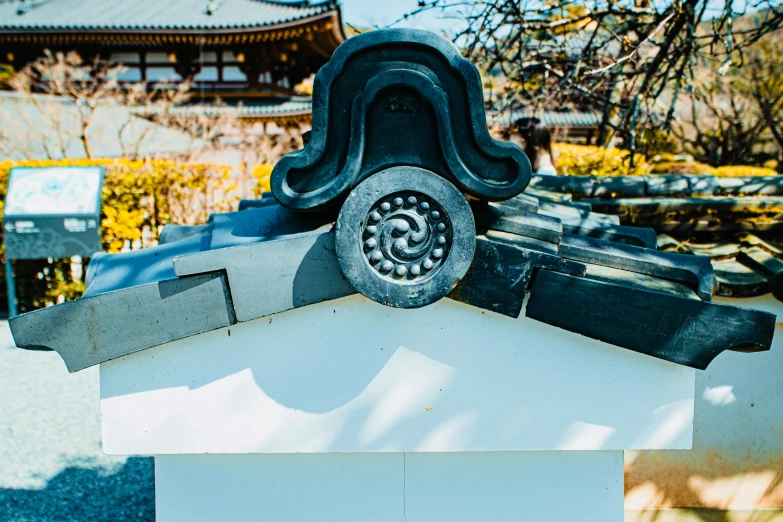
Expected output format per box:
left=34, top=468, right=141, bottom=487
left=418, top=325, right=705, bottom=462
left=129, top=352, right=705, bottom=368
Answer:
left=362, top=191, right=452, bottom=281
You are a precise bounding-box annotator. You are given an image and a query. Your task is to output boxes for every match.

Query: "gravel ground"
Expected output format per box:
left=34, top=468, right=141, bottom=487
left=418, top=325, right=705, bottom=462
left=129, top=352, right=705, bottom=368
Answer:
left=0, top=321, right=155, bottom=521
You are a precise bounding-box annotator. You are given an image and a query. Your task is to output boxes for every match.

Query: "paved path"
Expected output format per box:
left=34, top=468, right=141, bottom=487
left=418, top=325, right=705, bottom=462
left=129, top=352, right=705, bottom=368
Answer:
left=0, top=322, right=154, bottom=521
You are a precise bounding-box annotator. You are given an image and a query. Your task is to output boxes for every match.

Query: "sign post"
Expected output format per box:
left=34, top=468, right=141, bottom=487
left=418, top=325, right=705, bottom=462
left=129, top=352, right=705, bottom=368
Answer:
left=3, top=166, right=104, bottom=317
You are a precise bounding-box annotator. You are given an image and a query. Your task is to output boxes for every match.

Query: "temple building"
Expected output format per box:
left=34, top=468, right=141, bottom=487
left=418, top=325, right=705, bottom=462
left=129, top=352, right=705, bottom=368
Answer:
left=0, top=0, right=346, bottom=124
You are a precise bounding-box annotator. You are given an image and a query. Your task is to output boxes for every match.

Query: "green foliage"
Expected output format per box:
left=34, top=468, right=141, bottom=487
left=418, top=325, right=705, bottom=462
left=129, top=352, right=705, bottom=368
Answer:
left=647, top=161, right=717, bottom=175
left=714, top=165, right=779, bottom=177
left=251, top=163, right=274, bottom=197
left=639, top=130, right=680, bottom=156
left=0, top=64, right=13, bottom=88
left=553, top=143, right=647, bottom=176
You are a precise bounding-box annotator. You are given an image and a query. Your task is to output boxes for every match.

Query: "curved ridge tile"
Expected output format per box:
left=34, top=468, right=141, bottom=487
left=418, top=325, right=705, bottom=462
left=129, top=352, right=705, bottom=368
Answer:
left=158, top=224, right=213, bottom=245
left=527, top=270, right=775, bottom=370
left=562, top=224, right=658, bottom=249
left=271, top=28, right=531, bottom=211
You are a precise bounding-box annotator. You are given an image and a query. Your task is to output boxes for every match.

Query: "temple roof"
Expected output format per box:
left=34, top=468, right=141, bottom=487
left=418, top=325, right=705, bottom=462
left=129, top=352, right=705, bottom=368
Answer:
left=132, top=98, right=314, bottom=123
left=0, top=0, right=338, bottom=31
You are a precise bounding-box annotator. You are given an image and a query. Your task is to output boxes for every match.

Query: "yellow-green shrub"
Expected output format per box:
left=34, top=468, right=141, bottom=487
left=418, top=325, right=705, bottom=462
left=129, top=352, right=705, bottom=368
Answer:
left=552, top=144, right=777, bottom=177
left=553, top=143, right=647, bottom=176
left=714, top=165, right=778, bottom=177
left=639, top=129, right=680, bottom=156
left=252, top=163, right=274, bottom=197
left=646, top=161, right=717, bottom=175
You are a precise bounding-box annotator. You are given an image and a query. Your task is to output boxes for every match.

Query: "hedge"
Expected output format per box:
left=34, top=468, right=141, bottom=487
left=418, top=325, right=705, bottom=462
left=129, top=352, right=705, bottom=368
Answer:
left=553, top=144, right=779, bottom=177
left=252, top=163, right=274, bottom=196
left=553, top=144, right=647, bottom=176
left=714, top=165, right=779, bottom=177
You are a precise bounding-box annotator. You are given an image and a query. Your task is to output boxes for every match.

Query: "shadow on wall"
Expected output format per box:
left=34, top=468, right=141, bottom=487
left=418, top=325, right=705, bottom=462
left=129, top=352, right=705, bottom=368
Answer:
left=625, top=450, right=783, bottom=522
left=0, top=457, right=154, bottom=522
left=100, top=294, right=695, bottom=454
left=625, top=299, right=783, bottom=521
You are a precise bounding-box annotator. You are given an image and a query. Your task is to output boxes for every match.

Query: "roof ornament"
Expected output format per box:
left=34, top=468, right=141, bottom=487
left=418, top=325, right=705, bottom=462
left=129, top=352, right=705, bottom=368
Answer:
left=14, top=0, right=56, bottom=15
left=271, top=30, right=532, bottom=211
left=204, top=0, right=222, bottom=15
left=335, top=166, right=476, bottom=308
left=15, top=0, right=48, bottom=15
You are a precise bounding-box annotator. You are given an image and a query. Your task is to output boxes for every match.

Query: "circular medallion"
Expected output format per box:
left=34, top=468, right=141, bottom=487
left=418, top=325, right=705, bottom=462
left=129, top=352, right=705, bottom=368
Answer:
left=336, top=166, right=476, bottom=308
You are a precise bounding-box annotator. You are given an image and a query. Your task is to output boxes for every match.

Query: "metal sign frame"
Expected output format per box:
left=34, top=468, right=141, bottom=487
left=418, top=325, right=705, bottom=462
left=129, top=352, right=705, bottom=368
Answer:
left=3, top=166, right=105, bottom=317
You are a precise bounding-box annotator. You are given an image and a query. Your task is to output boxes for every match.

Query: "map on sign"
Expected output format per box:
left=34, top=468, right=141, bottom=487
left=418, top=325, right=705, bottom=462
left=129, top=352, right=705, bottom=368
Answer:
left=4, top=167, right=103, bottom=216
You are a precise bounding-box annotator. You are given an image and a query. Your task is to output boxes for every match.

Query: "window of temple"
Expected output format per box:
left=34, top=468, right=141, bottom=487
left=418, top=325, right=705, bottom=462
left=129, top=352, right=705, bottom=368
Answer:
left=108, top=49, right=255, bottom=85
left=194, top=66, right=219, bottom=82
left=117, top=67, right=143, bottom=82
left=199, top=51, right=218, bottom=63
left=146, top=67, right=181, bottom=82
left=110, top=53, right=142, bottom=82
left=146, top=52, right=174, bottom=64
left=223, top=66, right=246, bottom=82
left=110, top=53, right=140, bottom=64
left=222, top=51, right=239, bottom=63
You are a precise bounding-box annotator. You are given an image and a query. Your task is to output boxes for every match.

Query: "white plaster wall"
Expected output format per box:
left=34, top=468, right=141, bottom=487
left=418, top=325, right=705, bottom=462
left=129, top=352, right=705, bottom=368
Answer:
left=100, top=295, right=695, bottom=454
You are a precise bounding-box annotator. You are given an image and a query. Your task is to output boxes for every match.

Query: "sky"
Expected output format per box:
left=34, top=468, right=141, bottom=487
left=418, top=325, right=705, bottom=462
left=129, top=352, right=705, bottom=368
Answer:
left=338, top=0, right=755, bottom=30
left=338, top=0, right=459, bottom=32
left=339, top=0, right=416, bottom=28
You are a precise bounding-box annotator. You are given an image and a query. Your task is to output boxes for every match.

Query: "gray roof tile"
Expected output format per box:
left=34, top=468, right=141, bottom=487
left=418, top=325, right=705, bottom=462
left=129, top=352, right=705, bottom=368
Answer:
left=532, top=174, right=783, bottom=302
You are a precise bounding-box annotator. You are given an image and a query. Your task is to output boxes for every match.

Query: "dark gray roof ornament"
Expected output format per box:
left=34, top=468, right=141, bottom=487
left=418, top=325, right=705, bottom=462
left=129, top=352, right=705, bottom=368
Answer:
left=7, top=28, right=777, bottom=373
left=270, top=29, right=532, bottom=212
left=204, top=0, right=221, bottom=15
left=16, top=0, right=31, bottom=15
left=14, top=0, right=53, bottom=15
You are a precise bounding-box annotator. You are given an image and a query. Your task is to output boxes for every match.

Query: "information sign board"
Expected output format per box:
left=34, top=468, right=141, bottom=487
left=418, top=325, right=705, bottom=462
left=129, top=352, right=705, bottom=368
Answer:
left=3, top=166, right=104, bottom=259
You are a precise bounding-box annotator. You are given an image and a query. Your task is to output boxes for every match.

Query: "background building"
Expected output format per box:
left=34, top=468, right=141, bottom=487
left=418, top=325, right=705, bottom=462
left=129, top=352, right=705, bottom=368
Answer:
left=0, top=0, right=346, bottom=124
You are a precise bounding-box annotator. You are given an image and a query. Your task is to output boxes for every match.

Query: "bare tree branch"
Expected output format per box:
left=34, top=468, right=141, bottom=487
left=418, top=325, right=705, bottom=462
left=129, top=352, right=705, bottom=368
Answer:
left=402, top=0, right=783, bottom=163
